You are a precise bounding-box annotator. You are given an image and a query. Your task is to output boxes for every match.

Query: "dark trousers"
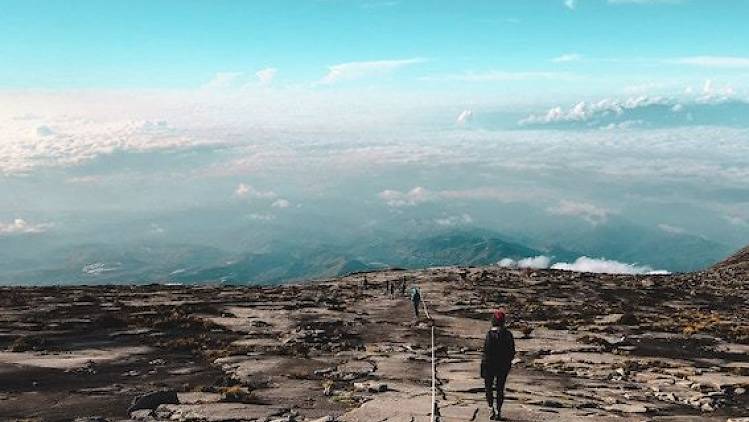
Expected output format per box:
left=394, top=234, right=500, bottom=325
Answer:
left=485, top=369, right=510, bottom=411
left=413, top=301, right=420, bottom=317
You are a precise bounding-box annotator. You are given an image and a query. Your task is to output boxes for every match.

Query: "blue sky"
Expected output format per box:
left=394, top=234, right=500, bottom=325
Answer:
left=1, top=1, right=749, bottom=280
left=2, top=0, right=749, bottom=97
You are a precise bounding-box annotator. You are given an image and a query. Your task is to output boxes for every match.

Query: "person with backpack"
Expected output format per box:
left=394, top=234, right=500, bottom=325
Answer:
left=481, top=310, right=515, bottom=420
left=410, top=286, right=421, bottom=318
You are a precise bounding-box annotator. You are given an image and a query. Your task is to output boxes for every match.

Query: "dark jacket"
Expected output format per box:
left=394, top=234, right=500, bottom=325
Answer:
left=481, top=327, right=515, bottom=378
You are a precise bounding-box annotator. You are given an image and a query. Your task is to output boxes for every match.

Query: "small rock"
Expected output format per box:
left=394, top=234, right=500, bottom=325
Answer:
left=700, top=403, right=714, bottom=412
left=314, top=367, right=335, bottom=376
left=129, top=409, right=155, bottom=420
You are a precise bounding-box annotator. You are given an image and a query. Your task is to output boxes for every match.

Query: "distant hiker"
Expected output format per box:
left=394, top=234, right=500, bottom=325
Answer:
left=389, top=281, right=395, bottom=297
left=400, top=278, right=406, bottom=295
left=410, top=286, right=421, bottom=318
left=363, top=275, right=368, bottom=290
left=481, top=310, right=515, bottom=421
left=385, top=278, right=390, bottom=295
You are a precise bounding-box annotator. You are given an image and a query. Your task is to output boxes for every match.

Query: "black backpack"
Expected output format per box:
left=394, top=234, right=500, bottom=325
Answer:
left=482, top=329, right=512, bottom=377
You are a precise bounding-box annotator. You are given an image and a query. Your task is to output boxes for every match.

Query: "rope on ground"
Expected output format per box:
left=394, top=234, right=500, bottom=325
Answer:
left=422, top=298, right=431, bottom=320
left=422, top=299, right=437, bottom=422
left=431, top=323, right=437, bottom=422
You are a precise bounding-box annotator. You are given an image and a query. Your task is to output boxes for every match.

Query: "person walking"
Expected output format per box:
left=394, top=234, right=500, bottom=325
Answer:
left=410, top=286, right=421, bottom=318
left=481, top=310, right=515, bottom=420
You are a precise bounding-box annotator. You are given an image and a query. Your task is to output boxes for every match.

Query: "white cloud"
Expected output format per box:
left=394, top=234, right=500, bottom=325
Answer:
left=519, top=256, right=552, bottom=269
left=255, top=68, right=278, bottom=85
left=700, top=78, right=735, bottom=98
left=564, top=0, right=577, bottom=10
left=204, top=72, right=244, bottom=89
left=657, top=223, right=685, bottom=234
left=547, top=200, right=611, bottom=225
left=498, top=255, right=552, bottom=269
left=551, top=256, right=668, bottom=274
left=271, top=198, right=291, bottom=208
left=520, top=94, right=749, bottom=128
left=0, top=114, right=219, bottom=175
left=456, top=109, right=474, bottom=126
left=499, top=255, right=668, bottom=274
left=0, top=218, right=52, bottom=235
left=520, top=96, right=663, bottom=126
left=319, top=58, right=426, bottom=84
left=378, top=186, right=431, bottom=207
left=378, top=186, right=545, bottom=208
left=434, top=214, right=473, bottom=226
left=234, top=183, right=277, bottom=199
left=552, top=53, right=582, bottom=63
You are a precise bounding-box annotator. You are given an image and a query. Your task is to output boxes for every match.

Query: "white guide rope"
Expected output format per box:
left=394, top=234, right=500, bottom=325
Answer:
left=423, top=299, right=437, bottom=422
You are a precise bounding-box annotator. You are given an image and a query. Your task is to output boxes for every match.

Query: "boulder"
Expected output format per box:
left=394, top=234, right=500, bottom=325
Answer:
left=128, top=390, right=179, bottom=414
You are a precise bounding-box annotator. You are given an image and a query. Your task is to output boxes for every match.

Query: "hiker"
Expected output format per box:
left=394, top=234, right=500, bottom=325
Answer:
left=400, top=277, right=406, bottom=295
left=389, top=281, right=395, bottom=297
left=363, top=275, right=368, bottom=290
left=481, top=310, right=515, bottom=420
left=410, top=286, right=421, bottom=318
left=385, top=278, right=390, bottom=295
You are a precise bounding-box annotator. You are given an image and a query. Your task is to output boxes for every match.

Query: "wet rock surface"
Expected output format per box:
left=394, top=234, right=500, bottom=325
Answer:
left=0, top=265, right=746, bottom=421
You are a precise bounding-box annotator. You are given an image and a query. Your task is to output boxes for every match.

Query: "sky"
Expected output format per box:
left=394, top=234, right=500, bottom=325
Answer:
left=2, top=0, right=749, bottom=95
left=1, top=0, right=749, bottom=281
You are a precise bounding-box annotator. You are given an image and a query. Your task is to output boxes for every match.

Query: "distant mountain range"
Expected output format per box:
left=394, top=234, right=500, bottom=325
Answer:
left=0, top=221, right=736, bottom=285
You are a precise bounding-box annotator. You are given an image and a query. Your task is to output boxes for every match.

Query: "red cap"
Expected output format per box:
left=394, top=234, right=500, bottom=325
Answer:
left=493, top=310, right=506, bottom=323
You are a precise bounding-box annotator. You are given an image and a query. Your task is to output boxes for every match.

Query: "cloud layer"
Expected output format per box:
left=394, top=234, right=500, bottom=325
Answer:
left=498, top=255, right=668, bottom=275
left=519, top=95, right=749, bottom=129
